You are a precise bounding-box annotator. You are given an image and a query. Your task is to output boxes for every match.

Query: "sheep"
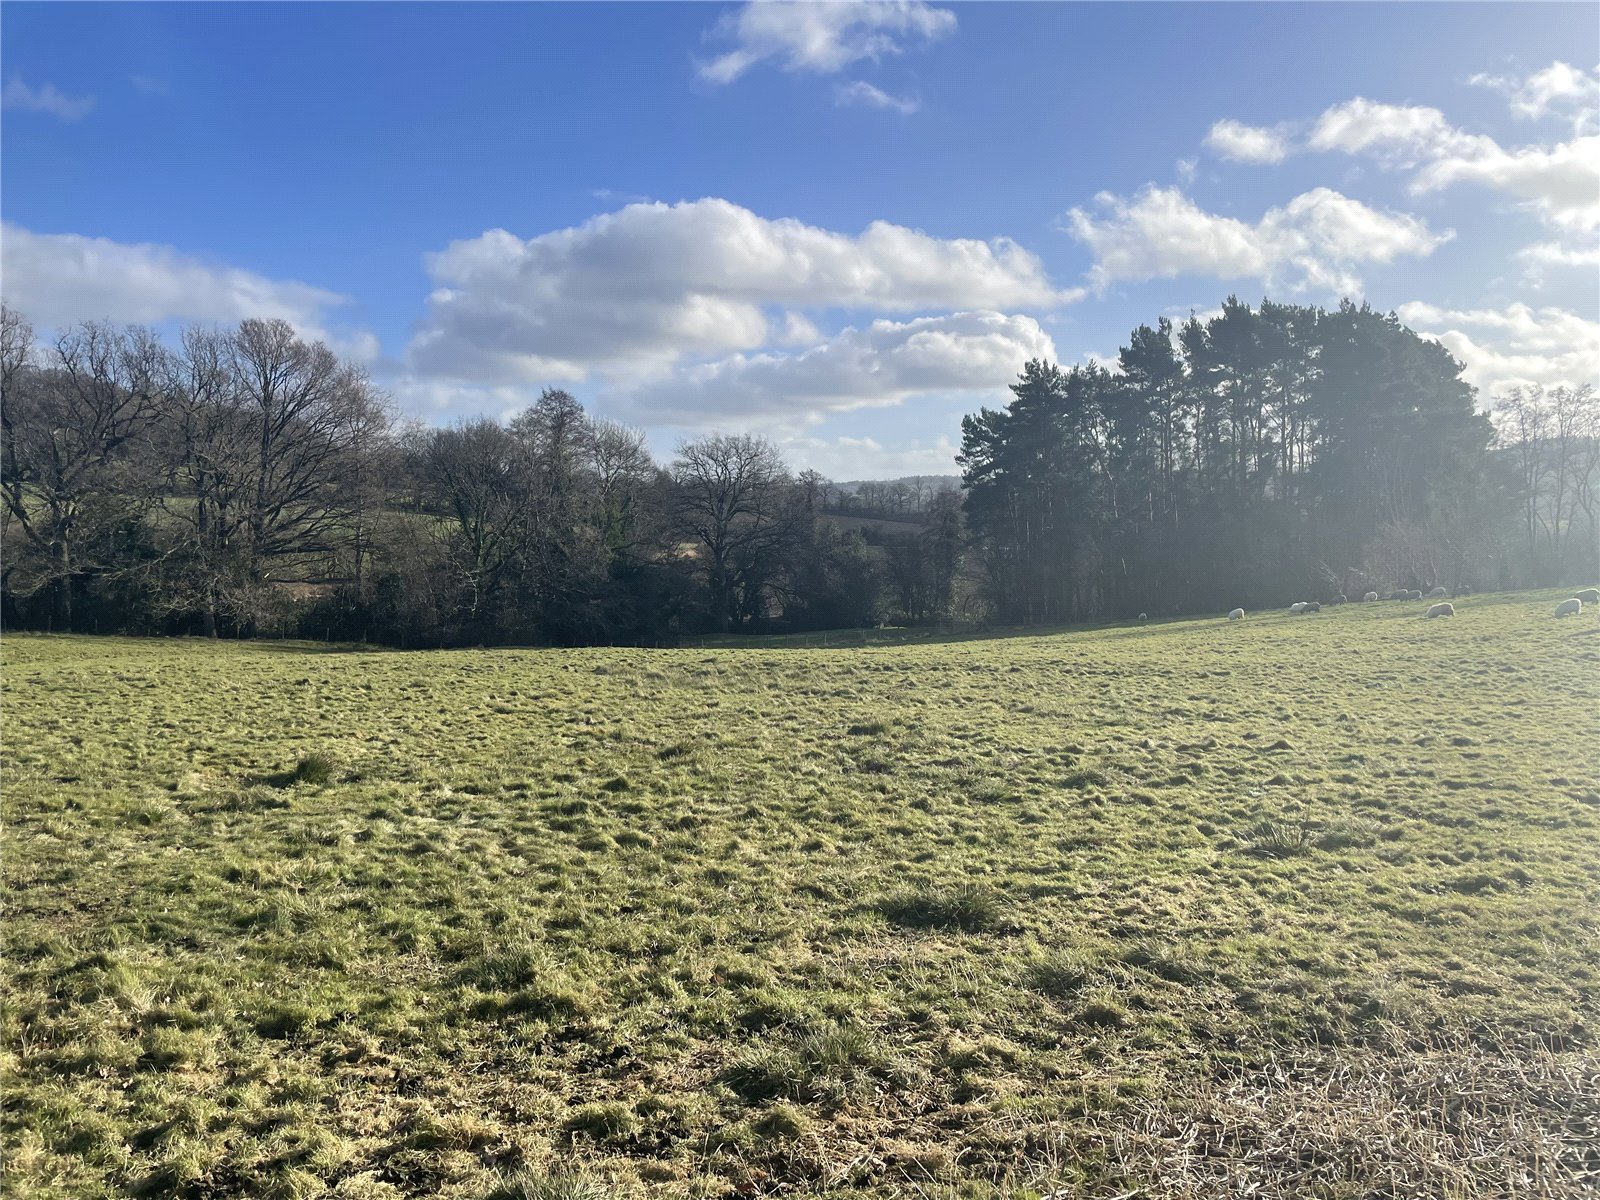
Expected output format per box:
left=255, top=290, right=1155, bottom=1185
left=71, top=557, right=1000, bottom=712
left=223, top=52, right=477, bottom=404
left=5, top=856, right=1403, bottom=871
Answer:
left=1228, top=608, right=1245, bottom=621
left=1426, top=602, right=1454, bottom=618
left=1289, top=602, right=1308, bottom=614
left=1386, top=590, right=1409, bottom=601
left=1138, top=612, right=1148, bottom=621
left=1305, top=602, right=1320, bottom=613
left=1363, top=591, right=1379, bottom=603
left=1427, top=586, right=1447, bottom=598
left=1577, top=588, right=1600, bottom=606
left=1452, top=585, right=1474, bottom=598
left=1554, top=598, right=1582, bottom=618
left=1408, top=590, right=1423, bottom=601
left=1328, top=594, right=1347, bottom=606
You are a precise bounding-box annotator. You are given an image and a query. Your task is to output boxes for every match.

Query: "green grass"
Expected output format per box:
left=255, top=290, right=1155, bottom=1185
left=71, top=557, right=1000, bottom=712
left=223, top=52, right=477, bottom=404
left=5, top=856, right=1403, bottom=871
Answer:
left=3, top=589, right=1598, bottom=1198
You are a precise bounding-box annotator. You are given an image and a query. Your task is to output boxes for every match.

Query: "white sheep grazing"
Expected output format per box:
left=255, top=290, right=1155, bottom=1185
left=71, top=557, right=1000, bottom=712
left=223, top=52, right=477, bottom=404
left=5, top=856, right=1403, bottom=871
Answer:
left=1407, top=590, right=1423, bottom=601
left=1289, top=602, right=1307, bottom=614
left=1363, top=591, right=1379, bottom=603
left=1138, top=612, right=1148, bottom=621
left=1554, top=598, right=1582, bottom=618
left=1427, top=586, right=1447, bottom=598
left=1228, top=608, right=1245, bottom=621
left=1577, top=588, right=1600, bottom=606
left=1426, top=602, right=1454, bottom=618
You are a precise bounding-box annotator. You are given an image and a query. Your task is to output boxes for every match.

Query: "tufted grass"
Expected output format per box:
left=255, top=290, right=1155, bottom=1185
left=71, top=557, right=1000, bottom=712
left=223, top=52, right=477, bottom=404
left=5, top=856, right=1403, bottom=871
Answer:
left=3, top=588, right=1598, bottom=1197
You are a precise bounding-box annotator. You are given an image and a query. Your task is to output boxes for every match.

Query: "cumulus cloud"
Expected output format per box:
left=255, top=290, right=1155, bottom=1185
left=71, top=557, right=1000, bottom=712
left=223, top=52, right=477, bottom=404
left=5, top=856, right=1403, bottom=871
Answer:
left=1063, top=186, right=1449, bottom=295
left=1307, top=98, right=1472, bottom=162
left=1398, top=300, right=1600, bottom=395
left=1412, top=135, right=1600, bottom=234
left=1307, top=93, right=1599, bottom=242
left=835, top=80, right=920, bottom=114
left=610, top=311, right=1056, bottom=422
left=1516, top=240, right=1600, bottom=270
left=409, top=197, right=1075, bottom=384
left=0, top=224, right=377, bottom=360
left=697, top=0, right=955, bottom=84
left=2, top=77, right=94, bottom=121
left=1203, top=119, right=1291, bottom=164
left=1471, top=61, right=1600, bottom=132
left=775, top=311, right=823, bottom=345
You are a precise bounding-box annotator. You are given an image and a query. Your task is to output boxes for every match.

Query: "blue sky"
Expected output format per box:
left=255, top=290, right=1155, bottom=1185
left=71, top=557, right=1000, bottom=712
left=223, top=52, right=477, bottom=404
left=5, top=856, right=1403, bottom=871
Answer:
left=3, top=2, right=1596, bottom=478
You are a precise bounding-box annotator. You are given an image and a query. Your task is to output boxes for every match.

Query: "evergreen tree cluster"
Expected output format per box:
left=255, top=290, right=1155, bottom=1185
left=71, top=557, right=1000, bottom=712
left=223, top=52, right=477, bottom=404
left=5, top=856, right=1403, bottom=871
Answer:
left=959, top=297, right=1597, bottom=623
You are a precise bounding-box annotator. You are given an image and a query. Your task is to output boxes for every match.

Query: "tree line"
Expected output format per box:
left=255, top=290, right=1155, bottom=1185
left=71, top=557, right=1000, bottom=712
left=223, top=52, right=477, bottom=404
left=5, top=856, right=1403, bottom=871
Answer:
left=958, top=297, right=1597, bottom=624
left=2, top=298, right=1593, bottom=644
left=0, top=305, right=966, bottom=644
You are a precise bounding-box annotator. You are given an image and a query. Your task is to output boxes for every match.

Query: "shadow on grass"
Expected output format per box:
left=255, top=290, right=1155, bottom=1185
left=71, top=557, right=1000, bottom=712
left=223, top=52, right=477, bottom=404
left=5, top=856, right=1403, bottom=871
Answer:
left=247, top=769, right=302, bottom=789
left=247, top=751, right=340, bottom=789
left=234, top=639, right=388, bottom=655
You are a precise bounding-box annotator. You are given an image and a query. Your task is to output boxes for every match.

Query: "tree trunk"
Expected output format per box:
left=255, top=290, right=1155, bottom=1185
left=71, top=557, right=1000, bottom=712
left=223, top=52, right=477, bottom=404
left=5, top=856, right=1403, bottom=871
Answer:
left=52, top=541, right=71, bottom=631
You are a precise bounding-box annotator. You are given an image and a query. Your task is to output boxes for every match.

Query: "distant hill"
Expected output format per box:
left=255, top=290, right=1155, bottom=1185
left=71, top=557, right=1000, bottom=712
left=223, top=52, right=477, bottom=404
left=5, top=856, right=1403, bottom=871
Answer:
left=823, top=475, right=961, bottom=522
left=833, top=474, right=959, bottom=493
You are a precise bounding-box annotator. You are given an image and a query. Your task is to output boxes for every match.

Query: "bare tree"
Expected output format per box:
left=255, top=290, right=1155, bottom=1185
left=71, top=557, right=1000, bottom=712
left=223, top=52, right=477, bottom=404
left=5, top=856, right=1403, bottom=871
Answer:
left=153, top=319, right=386, bottom=634
left=0, top=304, right=36, bottom=612
left=1494, top=384, right=1599, bottom=583
left=1569, top=385, right=1600, bottom=581
left=0, top=304, right=33, bottom=392
left=588, top=418, right=657, bottom=554
left=671, top=433, right=800, bottom=632
left=156, top=325, right=250, bottom=634
left=1546, top=385, right=1590, bottom=567
left=1495, top=387, right=1552, bottom=574
left=232, top=320, right=380, bottom=568
left=506, top=389, right=598, bottom=619
left=1, top=317, right=166, bottom=627
left=420, top=417, right=521, bottom=630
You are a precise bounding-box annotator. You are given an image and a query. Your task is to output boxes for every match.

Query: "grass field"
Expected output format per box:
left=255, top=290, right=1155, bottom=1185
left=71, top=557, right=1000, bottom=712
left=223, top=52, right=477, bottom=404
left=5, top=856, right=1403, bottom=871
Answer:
left=4, top=591, right=1599, bottom=1199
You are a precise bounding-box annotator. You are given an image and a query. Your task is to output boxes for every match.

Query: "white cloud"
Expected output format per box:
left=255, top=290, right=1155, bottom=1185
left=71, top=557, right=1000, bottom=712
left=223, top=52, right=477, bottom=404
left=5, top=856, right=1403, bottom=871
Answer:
left=610, top=310, right=1056, bottom=422
left=781, top=432, right=961, bottom=479
left=384, top=376, right=543, bottom=421
left=1063, top=185, right=1449, bottom=295
left=1516, top=240, right=1600, bottom=269
left=1307, top=96, right=1599, bottom=237
left=775, top=311, right=823, bottom=345
left=1411, top=135, right=1600, bottom=234
left=590, top=187, right=653, bottom=206
left=1471, top=61, right=1600, bottom=132
left=0, top=224, right=377, bottom=360
left=1397, top=300, right=1600, bottom=395
left=409, top=197, right=1075, bottom=384
left=835, top=80, right=920, bottom=114
left=2, top=77, right=94, bottom=121
left=1307, top=98, right=1473, bottom=163
left=1203, top=119, right=1291, bottom=164
left=698, top=0, right=955, bottom=84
